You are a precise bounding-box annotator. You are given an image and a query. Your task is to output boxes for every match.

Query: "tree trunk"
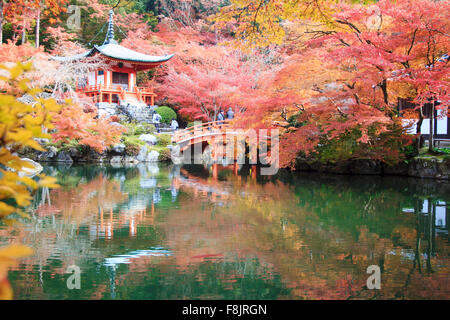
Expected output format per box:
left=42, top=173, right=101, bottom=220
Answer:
left=0, top=1, right=4, bottom=44
left=428, top=102, right=435, bottom=152
left=380, top=79, right=389, bottom=105
left=416, top=107, right=424, bottom=153
left=35, top=10, right=40, bottom=48
left=21, top=20, right=26, bottom=44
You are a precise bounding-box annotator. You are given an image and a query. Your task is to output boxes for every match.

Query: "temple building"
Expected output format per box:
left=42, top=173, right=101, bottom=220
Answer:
left=399, top=99, right=450, bottom=144
left=54, top=10, right=173, bottom=107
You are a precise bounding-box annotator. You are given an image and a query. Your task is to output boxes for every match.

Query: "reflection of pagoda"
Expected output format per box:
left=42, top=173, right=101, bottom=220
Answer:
left=54, top=10, right=173, bottom=106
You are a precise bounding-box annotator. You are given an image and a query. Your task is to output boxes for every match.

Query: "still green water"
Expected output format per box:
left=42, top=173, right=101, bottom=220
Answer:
left=1, top=163, right=449, bottom=299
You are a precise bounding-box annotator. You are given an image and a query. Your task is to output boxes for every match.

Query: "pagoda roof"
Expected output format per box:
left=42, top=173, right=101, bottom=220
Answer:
left=94, top=43, right=174, bottom=63
left=52, top=10, right=173, bottom=65
left=52, top=44, right=174, bottom=64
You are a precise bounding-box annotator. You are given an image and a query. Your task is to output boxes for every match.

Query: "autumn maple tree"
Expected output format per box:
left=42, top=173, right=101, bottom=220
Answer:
left=51, top=102, right=126, bottom=153
left=215, top=0, right=449, bottom=167
left=158, top=43, right=261, bottom=121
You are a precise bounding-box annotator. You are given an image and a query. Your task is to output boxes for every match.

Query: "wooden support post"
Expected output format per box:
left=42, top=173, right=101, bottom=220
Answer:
left=109, top=93, right=112, bottom=104
left=212, top=163, right=218, bottom=180
left=251, top=164, right=257, bottom=180
left=100, top=207, right=104, bottom=230
left=151, top=95, right=154, bottom=106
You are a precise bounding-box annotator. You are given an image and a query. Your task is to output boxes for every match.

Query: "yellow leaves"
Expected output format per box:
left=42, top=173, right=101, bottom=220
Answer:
left=214, top=0, right=338, bottom=50
left=0, top=63, right=61, bottom=298
left=5, top=64, right=25, bottom=80
left=0, top=94, right=15, bottom=106
left=0, top=279, right=13, bottom=300
left=0, top=245, right=33, bottom=260
left=0, top=63, right=62, bottom=219
left=0, top=244, right=33, bottom=300
left=37, top=175, right=60, bottom=189
left=6, top=129, right=33, bottom=145
left=0, top=202, right=16, bottom=218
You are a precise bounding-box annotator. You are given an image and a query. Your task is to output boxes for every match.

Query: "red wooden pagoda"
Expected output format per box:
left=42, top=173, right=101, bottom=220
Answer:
left=54, top=10, right=173, bottom=106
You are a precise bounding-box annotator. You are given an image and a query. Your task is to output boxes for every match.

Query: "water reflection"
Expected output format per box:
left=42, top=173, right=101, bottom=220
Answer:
left=0, top=163, right=448, bottom=299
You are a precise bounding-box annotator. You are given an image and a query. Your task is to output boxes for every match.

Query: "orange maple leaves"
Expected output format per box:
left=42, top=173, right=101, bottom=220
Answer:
left=51, top=103, right=126, bottom=153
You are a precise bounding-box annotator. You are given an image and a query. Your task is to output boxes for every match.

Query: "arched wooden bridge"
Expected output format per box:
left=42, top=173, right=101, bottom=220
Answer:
left=172, top=119, right=249, bottom=164
left=172, top=120, right=238, bottom=150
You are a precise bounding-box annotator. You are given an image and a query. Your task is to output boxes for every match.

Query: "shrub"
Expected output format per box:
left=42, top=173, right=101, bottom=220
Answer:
left=122, top=135, right=146, bottom=147
left=134, top=125, right=146, bottom=136
left=157, top=134, right=172, bottom=147
left=141, top=123, right=156, bottom=134
left=122, top=122, right=139, bottom=136
left=158, top=148, right=172, bottom=161
left=124, top=122, right=156, bottom=136
left=125, top=144, right=141, bottom=156
left=433, top=147, right=450, bottom=155
left=155, top=106, right=177, bottom=124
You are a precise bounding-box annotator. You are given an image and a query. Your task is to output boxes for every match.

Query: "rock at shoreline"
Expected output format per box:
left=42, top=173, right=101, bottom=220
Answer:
left=136, top=145, right=160, bottom=162
left=137, top=145, right=148, bottom=162
left=383, top=161, right=409, bottom=176
left=295, top=155, right=450, bottom=180
left=110, top=156, right=123, bottom=164
left=124, top=156, right=140, bottom=164
left=408, top=157, right=450, bottom=180
left=147, top=150, right=159, bottom=162
left=87, top=149, right=107, bottom=163
left=38, top=146, right=58, bottom=162
left=349, top=159, right=382, bottom=175
left=57, top=151, right=73, bottom=163
left=112, top=143, right=126, bottom=154
left=68, top=147, right=82, bottom=159
left=18, top=158, right=43, bottom=177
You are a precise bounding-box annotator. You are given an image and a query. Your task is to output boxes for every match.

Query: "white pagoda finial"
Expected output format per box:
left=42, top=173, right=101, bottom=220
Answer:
left=103, top=9, right=117, bottom=45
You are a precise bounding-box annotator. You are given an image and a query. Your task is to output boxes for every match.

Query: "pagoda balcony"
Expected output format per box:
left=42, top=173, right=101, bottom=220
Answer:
left=76, top=84, right=156, bottom=105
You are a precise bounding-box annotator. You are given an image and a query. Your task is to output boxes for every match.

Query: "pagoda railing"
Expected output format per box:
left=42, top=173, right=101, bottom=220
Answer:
left=136, top=86, right=154, bottom=94
left=76, top=84, right=155, bottom=96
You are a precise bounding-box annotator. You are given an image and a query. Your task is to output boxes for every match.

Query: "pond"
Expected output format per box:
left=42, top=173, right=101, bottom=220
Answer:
left=0, top=163, right=449, bottom=299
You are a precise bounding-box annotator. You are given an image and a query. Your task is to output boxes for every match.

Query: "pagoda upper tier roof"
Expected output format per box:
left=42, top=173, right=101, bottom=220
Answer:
left=52, top=42, right=174, bottom=64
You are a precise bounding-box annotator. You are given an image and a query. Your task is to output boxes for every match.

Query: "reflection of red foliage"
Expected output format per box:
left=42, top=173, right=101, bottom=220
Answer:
left=191, top=253, right=223, bottom=259
left=35, top=204, right=62, bottom=217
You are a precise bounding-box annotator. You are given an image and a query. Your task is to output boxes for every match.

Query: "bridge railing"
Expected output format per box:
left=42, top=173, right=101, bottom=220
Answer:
left=173, top=120, right=232, bottom=144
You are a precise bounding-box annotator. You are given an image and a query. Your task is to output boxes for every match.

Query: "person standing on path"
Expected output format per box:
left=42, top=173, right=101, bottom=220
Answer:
left=153, top=112, right=162, bottom=133
left=227, top=107, right=234, bottom=119
left=217, top=110, right=225, bottom=126
left=171, top=118, right=179, bottom=131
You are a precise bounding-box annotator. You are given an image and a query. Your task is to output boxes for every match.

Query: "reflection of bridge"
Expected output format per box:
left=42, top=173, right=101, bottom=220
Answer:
left=173, top=120, right=261, bottom=179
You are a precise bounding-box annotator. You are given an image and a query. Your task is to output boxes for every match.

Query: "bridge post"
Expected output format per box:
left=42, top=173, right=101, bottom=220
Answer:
left=251, top=164, right=257, bottom=180
left=212, top=163, right=218, bottom=180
